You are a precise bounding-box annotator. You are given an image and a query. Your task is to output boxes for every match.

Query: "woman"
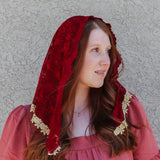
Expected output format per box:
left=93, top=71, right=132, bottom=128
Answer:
left=0, top=16, right=159, bottom=160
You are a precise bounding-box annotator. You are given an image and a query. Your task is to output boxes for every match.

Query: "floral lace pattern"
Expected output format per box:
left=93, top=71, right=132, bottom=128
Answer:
left=48, top=146, right=61, bottom=156
left=114, top=91, right=132, bottom=135
left=30, top=104, right=50, bottom=135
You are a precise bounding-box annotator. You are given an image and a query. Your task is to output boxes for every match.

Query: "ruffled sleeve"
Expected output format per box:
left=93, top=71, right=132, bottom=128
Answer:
left=128, top=94, right=160, bottom=160
left=0, top=105, right=33, bottom=160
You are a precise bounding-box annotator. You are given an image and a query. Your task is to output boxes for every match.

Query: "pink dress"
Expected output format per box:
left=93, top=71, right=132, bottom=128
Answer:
left=0, top=95, right=160, bottom=160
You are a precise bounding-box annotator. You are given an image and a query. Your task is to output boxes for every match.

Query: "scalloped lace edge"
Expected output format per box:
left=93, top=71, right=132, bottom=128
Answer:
left=30, top=104, right=50, bottom=135
left=113, top=91, right=132, bottom=135
left=48, top=146, right=62, bottom=156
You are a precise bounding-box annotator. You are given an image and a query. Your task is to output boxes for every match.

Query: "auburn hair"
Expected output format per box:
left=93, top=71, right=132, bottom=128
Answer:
left=25, top=18, right=138, bottom=160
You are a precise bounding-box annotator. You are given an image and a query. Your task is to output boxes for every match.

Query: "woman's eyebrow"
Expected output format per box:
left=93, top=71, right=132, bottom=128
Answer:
left=88, top=44, right=111, bottom=49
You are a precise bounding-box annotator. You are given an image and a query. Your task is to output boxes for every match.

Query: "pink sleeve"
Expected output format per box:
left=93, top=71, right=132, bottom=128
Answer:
left=128, top=94, right=160, bottom=160
left=0, top=105, right=32, bottom=160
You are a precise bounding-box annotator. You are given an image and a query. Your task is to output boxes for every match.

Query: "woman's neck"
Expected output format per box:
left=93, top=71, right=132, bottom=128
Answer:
left=74, top=83, right=89, bottom=112
left=69, top=83, right=91, bottom=138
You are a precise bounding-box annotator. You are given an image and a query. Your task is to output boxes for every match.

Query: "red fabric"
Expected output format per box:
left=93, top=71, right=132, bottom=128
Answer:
left=32, top=15, right=126, bottom=154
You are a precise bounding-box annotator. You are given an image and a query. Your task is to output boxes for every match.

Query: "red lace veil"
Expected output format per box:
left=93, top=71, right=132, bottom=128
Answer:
left=30, top=15, right=132, bottom=155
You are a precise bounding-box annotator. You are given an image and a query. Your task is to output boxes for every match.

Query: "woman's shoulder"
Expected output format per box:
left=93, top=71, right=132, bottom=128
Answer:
left=7, top=105, right=33, bottom=126
left=127, top=94, right=160, bottom=159
left=128, top=92, right=145, bottom=112
left=9, top=104, right=31, bottom=118
left=0, top=105, right=35, bottom=159
left=1, top=104, right=35, bottom=143
left=127, top=92, right=148, bottom=126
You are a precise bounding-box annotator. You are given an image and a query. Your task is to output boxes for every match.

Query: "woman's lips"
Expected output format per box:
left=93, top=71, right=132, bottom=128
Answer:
left=95, top=70, right=106, bottom=77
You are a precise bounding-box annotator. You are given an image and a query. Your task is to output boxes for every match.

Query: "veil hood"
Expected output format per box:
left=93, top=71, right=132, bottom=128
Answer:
left=30, top=15, right=132, bottom=155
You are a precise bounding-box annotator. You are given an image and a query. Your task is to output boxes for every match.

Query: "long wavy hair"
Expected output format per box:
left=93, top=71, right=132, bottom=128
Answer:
left=25, top=18, right=138, bottom=160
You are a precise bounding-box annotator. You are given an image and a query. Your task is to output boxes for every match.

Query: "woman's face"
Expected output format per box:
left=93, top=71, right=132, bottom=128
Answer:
left=78, top=27, right=111, bottom=89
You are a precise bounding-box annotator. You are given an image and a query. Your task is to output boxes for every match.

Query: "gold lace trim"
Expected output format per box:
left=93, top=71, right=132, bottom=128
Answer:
left=30, top=104, right=50, bottom=135
left=113, top=91, right=132, bottom=135
left=30, top=104, right=61, bottom=155
left=48, top=146, right=62, bottom=156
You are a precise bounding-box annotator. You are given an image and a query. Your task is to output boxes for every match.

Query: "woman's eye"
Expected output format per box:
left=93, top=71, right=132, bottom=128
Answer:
left=90, top=48, right=111, bottom=55
left=92, top=48, right=99, bottom=53
left=105, top=49, right=111, bottom=54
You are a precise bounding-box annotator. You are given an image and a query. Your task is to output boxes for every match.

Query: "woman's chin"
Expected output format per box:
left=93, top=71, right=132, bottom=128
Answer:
left=90, top=82, right=104, bottom=88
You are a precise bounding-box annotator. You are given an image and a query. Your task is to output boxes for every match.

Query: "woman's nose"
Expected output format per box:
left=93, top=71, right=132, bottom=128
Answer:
left=99, top=53, right=110, bottom=66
